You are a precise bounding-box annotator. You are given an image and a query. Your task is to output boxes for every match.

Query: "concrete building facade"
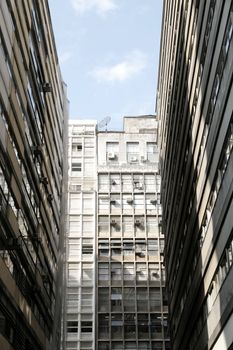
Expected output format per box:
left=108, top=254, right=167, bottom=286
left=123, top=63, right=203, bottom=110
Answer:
left=65, top=116, right=169, bottom=350
left=0, top=1, right=68, bottom=349
left=157, top=1, right=233, bottom=349
left=65, top=121, right=97, bottom=350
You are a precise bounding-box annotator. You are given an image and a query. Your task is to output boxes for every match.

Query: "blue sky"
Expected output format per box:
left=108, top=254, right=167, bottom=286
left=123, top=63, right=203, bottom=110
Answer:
left=48, top=0, right=163, bottom=130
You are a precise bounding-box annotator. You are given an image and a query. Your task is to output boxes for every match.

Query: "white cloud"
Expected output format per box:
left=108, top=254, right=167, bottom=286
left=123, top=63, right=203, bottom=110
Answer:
left=90, top=50, right=148, bottom=83
left=70, top=0, right=117, bottom=15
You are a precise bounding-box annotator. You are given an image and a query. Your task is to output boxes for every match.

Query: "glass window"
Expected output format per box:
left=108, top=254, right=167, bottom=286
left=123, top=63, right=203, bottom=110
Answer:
left=72, top=143, right=82, bottom=152
left=133, top=174, right=144, bottom=190
left=122, top=217, right=134, bottom=237
left=68, top=240, right=80, bottom=259
left=110, top=174, right=121, bottom=191
left=148, top=239, right=159, bottom=256
left=122, top=174, right=133, bottom=192
left=82, top=239, right=93, bottom=255
left=68, top=263, right=79, bottom=282
left=83, top=193, right=93, bottom=212
left=98, top=288, right=109, bottom=312
left=98, top=342, right=110, bottom=350
left=80, top=341, right=93, bottom=350
left=111, top=263, right=122, bottom=283
left=81, top=321, right=92, bottom=333
left=82, top=263, right=93, bottom=284
left=134, top=194, right=144, bottom=211
left=81, top=292, right=93, bottom=312
left=123, top=240, right=134, bottom=256
left=123, top=264, right=135, bottom=285
left=82, top=216, right=94, bottom=237
left=124, top=314, right=136, bottom=339
left=69, top=194, right=81, bottom=214
left=98, top=239, right=109, bottom=256
left=84, top=158, right=94, bottom=176
left=145, top=174, right=156, bottom=192
left=135, top=239, right=146, bottom=257
left=67, top=290, right=79, bottom=309
left=111, top=314, right=123, bottom=339
left=149, top=263, right=160, bottom=282
left=147, top=142, right=157, bottom=163
left=151, top=314, right=163, bottom=339
left=98, top=263, right=109, bottom=283
left=99, top=196, right=110, bottom=212
left=98, top=174, right=109, bottom=192
left=138, top=314, right=149, bottom=339
left=84, top=138, right=94, bottom=156
left=137, top=288, right=148, bottom=312
left=112, top=342, right=123, bottom=350
left=136, top=263, right=147, bottom=283
left=99, top=314, right=109, bottom=339
left=106, top=142, right=119, bottom=163
left=147, top=216, right=159, bottom=237
left=72, top=162, right=82, bottom=172
left=110, top=194, right=121, bottom=212
left=111, top=239, right=122, bottom=256
left=146, top=194, right=157, bottom=210
left=127, top=142, right=139, bottom=163
left=69, top=216, right=81, bottom=237
left=98, top=216, right=109, bottom=236
left=110, top=216, right=121, bottom=235
left=67, top=321, right=78, bottom=333
left=150, top=288, right=162, bottom=312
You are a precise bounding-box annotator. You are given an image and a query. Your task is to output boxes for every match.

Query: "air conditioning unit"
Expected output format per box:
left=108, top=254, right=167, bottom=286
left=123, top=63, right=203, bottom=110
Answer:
left=111, top=180, right=117, bottom=185
left=42, top=82, right=52, bottom=93
left=110, top=199, right=116, bottom=205
left=111, top=219, right=117, bottom=226
left=108, top=152, right=115, bottom=160
left=152, top=272, right=160, bottom=279
left=135, top=219, right=142, bottom=227
left=130, top=156, right=138, bottom=162
left=126, top=197, right=133, bottom=204
left=150, top=199, right=157, bottom=205
left=141, top=156, right=146, bottom=162
left=136, top=251, right=145, bottom=257
left=135, top=182, right=143, bottom=190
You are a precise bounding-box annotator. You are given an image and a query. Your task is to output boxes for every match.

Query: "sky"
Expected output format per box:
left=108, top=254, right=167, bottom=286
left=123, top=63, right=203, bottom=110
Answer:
left=48, top=0, right=163, bottom=130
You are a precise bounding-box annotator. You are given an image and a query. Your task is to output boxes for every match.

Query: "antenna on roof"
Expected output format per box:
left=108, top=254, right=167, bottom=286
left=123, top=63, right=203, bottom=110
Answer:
left=97, top=116, right=111, bottom=132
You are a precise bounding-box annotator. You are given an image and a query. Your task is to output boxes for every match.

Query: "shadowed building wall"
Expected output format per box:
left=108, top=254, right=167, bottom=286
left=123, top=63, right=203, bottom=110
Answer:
left=157, top=1, right=233, bottom=349
left=0, top=1, right=68, bottom=349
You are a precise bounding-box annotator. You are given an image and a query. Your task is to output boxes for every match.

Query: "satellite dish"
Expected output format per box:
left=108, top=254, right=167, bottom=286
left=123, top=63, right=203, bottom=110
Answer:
left=98, top=116, right=111, bottom=131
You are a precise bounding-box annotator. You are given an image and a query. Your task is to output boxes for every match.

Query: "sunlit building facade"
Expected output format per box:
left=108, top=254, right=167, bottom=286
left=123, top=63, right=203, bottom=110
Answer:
left=157, top=1, right=233, bottom=349
left=65, top=121, right=97, bottom=350
left=0, top=1, right=68, bottom=350
left=65, top=116, right=169, bottom=350
left=97, top=116, right=169, bottom=350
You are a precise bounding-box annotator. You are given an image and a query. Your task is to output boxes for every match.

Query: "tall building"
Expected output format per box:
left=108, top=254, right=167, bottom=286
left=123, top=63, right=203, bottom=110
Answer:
left=0, top=1, right=68, bottom=350
left=65, top=116, right=169, bottom=350
left=65, top=121, right=97, bottom=350
left=157, top=1, right=233, bottom=349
